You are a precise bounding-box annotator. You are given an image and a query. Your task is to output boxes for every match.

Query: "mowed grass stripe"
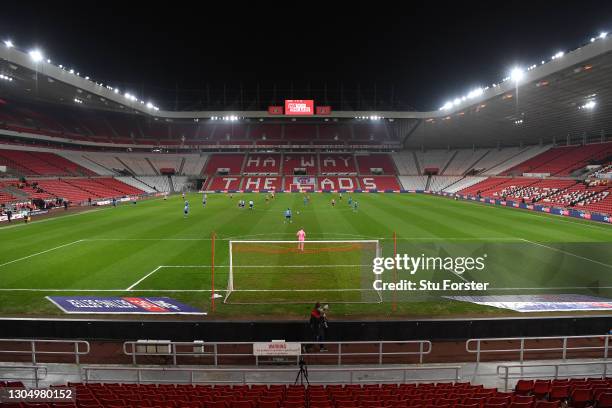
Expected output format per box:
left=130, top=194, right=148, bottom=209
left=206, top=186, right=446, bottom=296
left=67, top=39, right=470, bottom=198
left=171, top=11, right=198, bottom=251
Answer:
left=0, top=192, right=610, bottom=317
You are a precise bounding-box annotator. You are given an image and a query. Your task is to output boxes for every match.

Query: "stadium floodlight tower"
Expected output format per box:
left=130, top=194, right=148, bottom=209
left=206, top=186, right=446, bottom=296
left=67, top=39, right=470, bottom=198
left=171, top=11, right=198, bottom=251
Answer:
left=510, top=66, right=524, bottom=113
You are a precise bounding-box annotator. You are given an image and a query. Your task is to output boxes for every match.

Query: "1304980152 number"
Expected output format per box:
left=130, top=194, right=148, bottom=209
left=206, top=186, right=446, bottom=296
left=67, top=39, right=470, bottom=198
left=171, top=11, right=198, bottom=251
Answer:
left=0, top=387, right=76, bottom=402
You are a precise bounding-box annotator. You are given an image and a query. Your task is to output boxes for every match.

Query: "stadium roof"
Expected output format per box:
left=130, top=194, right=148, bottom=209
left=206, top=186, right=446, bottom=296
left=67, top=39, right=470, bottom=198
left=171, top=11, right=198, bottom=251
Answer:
left=1, top=35, right=612, bottom=148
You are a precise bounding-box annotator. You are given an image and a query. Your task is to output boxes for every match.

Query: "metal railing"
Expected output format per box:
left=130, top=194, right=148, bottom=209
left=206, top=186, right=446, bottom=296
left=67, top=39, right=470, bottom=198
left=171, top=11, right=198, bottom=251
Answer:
left=466, top=335, right=611, bottom=364
left=83, top=364, right=461, bottom=385
left=0, top=365, right=48, bottom=387
left=0, top=339, right=90, bottom=365
left=497, top=361, right=612, bottom=391
left=123, top=340, right=432, bottom=366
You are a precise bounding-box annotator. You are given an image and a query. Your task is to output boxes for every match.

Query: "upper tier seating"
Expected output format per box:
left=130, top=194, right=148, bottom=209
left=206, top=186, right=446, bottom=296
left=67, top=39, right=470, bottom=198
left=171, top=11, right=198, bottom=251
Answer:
left=284, top=125, right=315, bottom=141
left=353, top=123, right=389, bottom=140
left=319, top=124, right=351, bottom=141
left=250, top=124, right=282, bottom=140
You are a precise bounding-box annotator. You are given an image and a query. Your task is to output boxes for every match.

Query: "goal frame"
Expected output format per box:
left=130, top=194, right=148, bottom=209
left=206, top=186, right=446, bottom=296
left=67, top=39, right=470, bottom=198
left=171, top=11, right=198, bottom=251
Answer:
left=225, top=239, right=382, bottom=304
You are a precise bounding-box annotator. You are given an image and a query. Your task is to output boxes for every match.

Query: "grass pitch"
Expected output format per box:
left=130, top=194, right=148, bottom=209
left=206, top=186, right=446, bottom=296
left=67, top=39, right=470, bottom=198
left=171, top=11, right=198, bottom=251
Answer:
left=1, top=192, right=611, bottom=319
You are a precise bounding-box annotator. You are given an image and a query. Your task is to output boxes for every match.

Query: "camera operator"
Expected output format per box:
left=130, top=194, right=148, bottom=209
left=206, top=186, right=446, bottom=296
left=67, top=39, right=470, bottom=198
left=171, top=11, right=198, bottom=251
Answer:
left=319, top=304, right=329, bottom=352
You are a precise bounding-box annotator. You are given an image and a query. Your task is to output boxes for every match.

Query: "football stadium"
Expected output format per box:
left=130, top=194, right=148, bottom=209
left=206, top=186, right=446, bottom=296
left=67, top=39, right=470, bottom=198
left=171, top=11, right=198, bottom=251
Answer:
left=1, top=3, right=612, bottom=403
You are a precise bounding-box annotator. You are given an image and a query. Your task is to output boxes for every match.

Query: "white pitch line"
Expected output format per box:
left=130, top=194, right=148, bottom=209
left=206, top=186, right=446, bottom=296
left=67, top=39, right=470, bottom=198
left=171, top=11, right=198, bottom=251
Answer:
left=520, top=238, right=612, bottom=270
left=489, top=286, right=612, bottom=290
left=0, top=208, right=105, bottom=231
left=0, top=240, right=84, bottom=268
left=126, top=266, right=162, bottom=291
left=2, top=286, right=612, bottom=292
left=159, top=264, right=371, bottom=268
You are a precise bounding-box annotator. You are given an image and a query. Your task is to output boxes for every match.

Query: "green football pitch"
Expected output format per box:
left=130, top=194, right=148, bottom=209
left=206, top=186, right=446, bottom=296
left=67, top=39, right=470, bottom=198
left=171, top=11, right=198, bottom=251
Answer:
left=1, top=192, right=612, bottom=319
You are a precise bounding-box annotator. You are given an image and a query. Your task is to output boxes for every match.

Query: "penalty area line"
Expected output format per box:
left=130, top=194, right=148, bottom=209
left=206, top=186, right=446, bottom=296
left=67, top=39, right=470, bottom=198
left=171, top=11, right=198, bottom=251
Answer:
left=0, top=240, right=84, bottom=268
left=126, top=266, right=163, bottom=291
left=519, top=238, right=612, bottom=270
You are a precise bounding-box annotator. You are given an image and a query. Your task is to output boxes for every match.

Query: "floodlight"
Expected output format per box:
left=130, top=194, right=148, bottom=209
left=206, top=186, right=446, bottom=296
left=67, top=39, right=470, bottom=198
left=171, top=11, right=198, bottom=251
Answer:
left=510, top=67, right=524, bottom=82
left=29, top=49, right=43, bottom=63
left=4, top=40, right=13, bottom=48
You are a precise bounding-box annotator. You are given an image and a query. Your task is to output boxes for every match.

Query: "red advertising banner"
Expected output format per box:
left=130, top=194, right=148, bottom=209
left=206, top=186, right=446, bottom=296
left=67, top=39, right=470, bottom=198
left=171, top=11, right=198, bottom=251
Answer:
left=268, top=106, right=283, bottom=115
left=285, top=100, right=314, bottom=116
left=316, top=106, right=332, bottom=115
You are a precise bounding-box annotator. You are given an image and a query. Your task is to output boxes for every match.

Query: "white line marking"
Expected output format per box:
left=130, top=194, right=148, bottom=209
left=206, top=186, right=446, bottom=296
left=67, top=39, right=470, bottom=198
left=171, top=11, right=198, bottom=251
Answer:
left=520, top=238, right=612, bottom=270
left=126, top=266, right=162, bottom=291
left=1, top=286, right=612, bottom=292
left=0, top=209, right=105, bottom=230
left=0, top=240, right=84, bottom=268
left=159, top=264, right=371, bottom=268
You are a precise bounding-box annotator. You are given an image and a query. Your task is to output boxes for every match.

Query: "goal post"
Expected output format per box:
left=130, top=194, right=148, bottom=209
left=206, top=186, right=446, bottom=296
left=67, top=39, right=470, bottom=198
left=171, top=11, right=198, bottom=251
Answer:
left=225, top=240, right=382, bottom=304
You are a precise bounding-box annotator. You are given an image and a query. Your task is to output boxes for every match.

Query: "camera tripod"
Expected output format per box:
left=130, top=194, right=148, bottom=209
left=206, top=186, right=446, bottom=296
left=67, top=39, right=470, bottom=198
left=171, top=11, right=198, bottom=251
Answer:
left=294, top=357, right=310, bottom=385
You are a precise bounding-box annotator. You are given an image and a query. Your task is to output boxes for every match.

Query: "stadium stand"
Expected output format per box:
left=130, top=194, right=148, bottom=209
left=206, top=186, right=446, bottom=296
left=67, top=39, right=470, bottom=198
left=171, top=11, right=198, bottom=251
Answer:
left=283, top=154, right=318, bottom=175
left=443, top=149, right=489, bottom=175
left=242, top=176, right=283, bottom=191
left=284, top=124, right=315, bottom=141
left=0, top=148, right=95, bottom=176
left=391, top=152, right=420, bottom=175
left=415, top=150, right=456, bottom=175
left=319, top=154, right=357, bottom=174
left=206, top=176, right=243, bottom=191
left=359, top=176, right=402, bottom=191
left=204, top=154, right=245, bottom=176
left=243, top=154, right=281, bottom=174
left=398, top=176, right=428, bottom=190
left=115, top=176, right=158, bottom=193
left=443, top=176, right=488, bottom=193
left=482, top=146, right=551, bottom=176
left=171, top=176, right=190, bottom=193
left=503, top=142, right=612, bottom=176
left=10, top=375, right=612, bottom=408
left=250, top=124, right=282, bottom=140
left=429, top=176, right=465, bottom=192
left=353, top=123, right=389, bottom=140
left=318, top=176, right=360, bottom=191
left=356, top=154, right=396, bottom=175
left=319, top=123, right=351, bottom=141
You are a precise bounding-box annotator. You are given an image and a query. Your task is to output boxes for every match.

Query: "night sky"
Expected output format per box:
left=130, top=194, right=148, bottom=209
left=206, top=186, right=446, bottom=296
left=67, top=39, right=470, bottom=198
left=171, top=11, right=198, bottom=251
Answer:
left=2, top=1, right=612, bottom=111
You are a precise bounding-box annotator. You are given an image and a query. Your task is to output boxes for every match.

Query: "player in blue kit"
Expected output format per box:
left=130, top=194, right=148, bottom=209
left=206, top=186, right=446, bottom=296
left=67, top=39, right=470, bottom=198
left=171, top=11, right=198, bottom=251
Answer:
left=184, top=200, right=189, bottom=217
left=284, top=208, right=292, bottom=224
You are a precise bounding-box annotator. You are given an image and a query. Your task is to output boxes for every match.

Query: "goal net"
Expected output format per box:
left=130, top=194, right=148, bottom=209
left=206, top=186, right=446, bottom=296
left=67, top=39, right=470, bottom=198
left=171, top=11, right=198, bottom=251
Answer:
left=225, top=240, right=382, bottom=304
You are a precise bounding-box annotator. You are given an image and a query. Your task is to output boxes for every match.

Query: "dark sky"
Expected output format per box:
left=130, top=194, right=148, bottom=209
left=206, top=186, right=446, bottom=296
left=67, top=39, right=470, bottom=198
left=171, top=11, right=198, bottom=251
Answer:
left=2, top=1, right=612, bottom=111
